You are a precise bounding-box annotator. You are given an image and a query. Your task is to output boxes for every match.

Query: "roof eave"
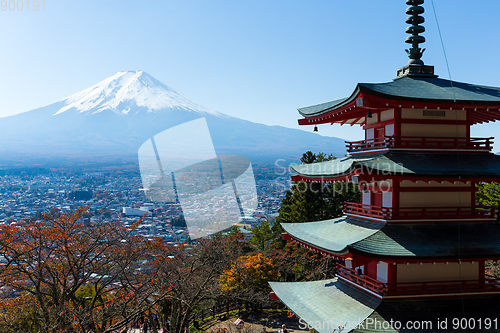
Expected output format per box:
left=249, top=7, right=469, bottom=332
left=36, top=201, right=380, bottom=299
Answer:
left=297, top=85, right=363, bottom=123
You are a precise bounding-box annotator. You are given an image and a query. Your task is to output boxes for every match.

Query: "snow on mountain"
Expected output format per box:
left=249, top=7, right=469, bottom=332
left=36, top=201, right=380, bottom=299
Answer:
left=54, top=70, right=221, bottom=116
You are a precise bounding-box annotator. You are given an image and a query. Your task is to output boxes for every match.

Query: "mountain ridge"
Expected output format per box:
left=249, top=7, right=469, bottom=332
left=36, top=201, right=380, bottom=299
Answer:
left=0, top=71, right=346, bottom=166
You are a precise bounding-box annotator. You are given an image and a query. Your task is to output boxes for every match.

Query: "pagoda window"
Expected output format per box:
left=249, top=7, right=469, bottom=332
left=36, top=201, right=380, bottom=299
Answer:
left=366, top=128, right=375, bottom=140
left=385, top=123, right=395, bottom=136
left=362, top=191, right=371, bottom=206
left=382, top=192, right=393, bottom=208
left=376, top=261, right=389, bottom=283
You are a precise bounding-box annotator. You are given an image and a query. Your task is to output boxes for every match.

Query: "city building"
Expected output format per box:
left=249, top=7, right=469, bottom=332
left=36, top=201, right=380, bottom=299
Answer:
left=122, top=206, right=153, bottom=217
left=270, top=1, right=500, bottom=332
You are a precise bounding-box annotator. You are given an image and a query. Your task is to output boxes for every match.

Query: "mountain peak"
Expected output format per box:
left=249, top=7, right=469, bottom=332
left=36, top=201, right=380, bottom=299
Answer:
left=54, top=71, right=220, bottom=116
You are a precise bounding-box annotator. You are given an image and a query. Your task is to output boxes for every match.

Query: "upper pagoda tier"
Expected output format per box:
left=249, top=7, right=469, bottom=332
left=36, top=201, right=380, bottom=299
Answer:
left=298, top=76, right=500, bottom=126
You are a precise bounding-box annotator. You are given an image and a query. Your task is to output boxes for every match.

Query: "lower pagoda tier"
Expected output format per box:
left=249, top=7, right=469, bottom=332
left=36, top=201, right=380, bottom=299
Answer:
left=280, top=216, right=500, bottom=299
left=270, top=278, right=500, bottom=333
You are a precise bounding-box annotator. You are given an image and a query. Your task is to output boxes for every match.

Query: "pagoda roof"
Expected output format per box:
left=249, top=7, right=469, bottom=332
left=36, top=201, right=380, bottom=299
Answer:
left=270, top=278, right=500, bottom=333
left=283, top=217, right=500, bottom=259
left=291, top=152, right=500, bottom=181
left=281, top=216, right=383, bottom=255
left=351, top=222, right=500, bottom=259
left=353, top=296, right=500, bottom=333
left=298, top=76, right=500, bottom=118
left=269, top=278, right=382, bottom=333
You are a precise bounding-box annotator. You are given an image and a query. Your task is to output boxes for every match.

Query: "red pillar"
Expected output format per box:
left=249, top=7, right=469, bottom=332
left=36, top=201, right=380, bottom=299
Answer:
left=393, top=107, right=402, bottom=138
left=392, top=180, right=400, bottom=215
left=366, top=261, right=377, bottom=280
left=387, top=262, right=398, bottom=294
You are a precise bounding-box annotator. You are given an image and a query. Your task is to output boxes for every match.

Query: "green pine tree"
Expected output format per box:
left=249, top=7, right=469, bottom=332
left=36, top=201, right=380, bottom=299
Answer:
left=269, top=151, right=360, bottom=248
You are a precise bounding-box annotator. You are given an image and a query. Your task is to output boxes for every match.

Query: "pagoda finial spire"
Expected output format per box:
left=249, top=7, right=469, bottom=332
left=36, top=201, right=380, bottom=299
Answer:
left=396, top=0, right=437, bottom=78
left=405, top=0, right=426, bottom=65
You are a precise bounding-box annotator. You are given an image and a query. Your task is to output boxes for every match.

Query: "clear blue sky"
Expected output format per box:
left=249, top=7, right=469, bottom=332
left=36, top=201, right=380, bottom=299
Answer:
left=0, top=0, right=499, bottom=142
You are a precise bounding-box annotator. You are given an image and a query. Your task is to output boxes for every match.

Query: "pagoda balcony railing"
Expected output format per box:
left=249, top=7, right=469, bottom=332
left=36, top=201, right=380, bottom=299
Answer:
left=336, top=264, right=500, bottom=297
left=336, top=264, right=386, bottom=295
left=345, top=136, right=493, bottom=153
left=343, top=202, right=496, bottom=220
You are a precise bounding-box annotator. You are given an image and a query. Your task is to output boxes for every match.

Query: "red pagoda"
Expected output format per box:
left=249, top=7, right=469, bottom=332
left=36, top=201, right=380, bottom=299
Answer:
left=269, top=1, right=500, bottom=332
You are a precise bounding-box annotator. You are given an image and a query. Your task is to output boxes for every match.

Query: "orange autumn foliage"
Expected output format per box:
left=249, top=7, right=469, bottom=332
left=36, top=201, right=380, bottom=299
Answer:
left=219, top=253, right=279, bottom=292
left=0, top=207, right=172, bottom=333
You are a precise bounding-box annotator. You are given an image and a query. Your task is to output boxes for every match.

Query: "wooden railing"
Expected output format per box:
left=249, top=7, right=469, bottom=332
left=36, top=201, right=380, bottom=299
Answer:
left=343, top=202, right=496, bottom=220
left=336, top=264, right=500, bottom=297
left=336, top=264, right=386, bottom=295
left=345, top=136, right=493, bottom=153
left=342, top=202, right=390, bottom=219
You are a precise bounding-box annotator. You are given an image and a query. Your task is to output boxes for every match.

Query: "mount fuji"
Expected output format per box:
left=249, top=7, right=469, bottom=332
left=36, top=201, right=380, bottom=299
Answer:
left=0, top=71, right=345, bottom=166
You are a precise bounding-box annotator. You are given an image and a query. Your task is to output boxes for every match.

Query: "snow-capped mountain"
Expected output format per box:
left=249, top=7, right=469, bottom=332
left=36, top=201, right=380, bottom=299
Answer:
left=54, top=71, right=221, bottom=116
left=0, top=71, right=345, bottom=166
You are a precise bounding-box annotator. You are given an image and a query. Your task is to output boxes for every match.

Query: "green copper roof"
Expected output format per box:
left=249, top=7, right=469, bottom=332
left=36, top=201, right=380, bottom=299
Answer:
left=281, top=216, right=383, bottom=254
left=291, top=155, right=361, bottom=178
left=362, top=76, right=500, bottom=104
left=298, top=76, right=500, bottom=117
left=283, top=218, right=500, bottom=259
left=269, top=279, right=382, bottom=333
left=353, top=296, right=500, bottom=333
left=298, top=97, right=349, bottom=117
left=292, top=152, right=500, bottom=179
left=271, top=279, right=500, bottom=333
left=351, top=222, right=500, bottom=259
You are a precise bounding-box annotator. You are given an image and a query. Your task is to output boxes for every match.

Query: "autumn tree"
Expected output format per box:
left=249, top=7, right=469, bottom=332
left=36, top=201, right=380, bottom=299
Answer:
left=0, top=207, right=171, bottom=333
left=154, top=231, right=251, bottom=333
left=218, top=252, right=279, bottom=312
left=264, top=242, right=337, bottom=282
left=219, top=253, right=279, bottom=292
